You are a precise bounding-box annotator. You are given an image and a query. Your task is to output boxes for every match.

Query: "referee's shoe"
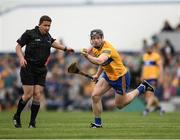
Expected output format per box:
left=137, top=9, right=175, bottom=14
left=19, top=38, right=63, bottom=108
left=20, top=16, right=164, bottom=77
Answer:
left=29, top=121, right=36, bottom=128
left=13, top=114, right=21, bottom=128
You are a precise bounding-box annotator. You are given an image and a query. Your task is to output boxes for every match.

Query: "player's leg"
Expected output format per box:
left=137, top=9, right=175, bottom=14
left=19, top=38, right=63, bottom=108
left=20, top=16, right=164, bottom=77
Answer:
left=115, top=81, right=154, bottom=109
left=143, top=92, right=154, bottom=116
left=91, top=78, right=111, bottom=128
left=114, top=73, right=154, bottom=109
left=143, top=79, right=164, bottom=115
left=13, top=85, right=34, bottom=128
left=115, top=89, right=140, bottom=109
left=29, top=85, right=43, bottom=128
left=13, top=67, right=34, bottom=128
left=29, top=67, right=47, bottom=128
left=152, top=95, right=165, bottom=115
left=143, top=93, right=165, bottom=116
left=153, top=85, right=165, bottom=115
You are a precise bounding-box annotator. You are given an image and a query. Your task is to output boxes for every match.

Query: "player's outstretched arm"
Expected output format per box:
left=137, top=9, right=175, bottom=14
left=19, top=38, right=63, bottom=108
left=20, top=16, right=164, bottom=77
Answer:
left=81, top=49, right=108, bottom=65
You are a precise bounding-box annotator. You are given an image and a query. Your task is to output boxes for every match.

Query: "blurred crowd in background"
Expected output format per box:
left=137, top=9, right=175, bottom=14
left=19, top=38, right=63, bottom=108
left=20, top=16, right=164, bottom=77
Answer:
left=0, top=19, right=180, bottom=112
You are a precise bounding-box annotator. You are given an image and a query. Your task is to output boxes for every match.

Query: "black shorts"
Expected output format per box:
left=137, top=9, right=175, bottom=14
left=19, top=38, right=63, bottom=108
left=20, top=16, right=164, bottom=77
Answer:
left=20, top=64, right=47, bottom=86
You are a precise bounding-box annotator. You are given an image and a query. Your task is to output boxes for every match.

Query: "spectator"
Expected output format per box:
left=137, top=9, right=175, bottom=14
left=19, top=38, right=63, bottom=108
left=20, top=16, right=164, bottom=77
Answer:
left=175, top=22, right=180, bottom=32
left=142, top=38, right=149, bottom=53
left=161, top=39, right=175, bottom=68
left=161, top=20, right=174, bottom=32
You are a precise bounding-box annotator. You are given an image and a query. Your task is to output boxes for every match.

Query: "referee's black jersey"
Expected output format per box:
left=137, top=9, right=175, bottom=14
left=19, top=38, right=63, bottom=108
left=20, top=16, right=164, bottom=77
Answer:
left=17, top=26, right=55, bottom=66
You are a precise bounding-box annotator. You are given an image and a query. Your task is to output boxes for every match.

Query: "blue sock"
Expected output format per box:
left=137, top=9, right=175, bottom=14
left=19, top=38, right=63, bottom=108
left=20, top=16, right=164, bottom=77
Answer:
left=137, top=84, right=145, bottom=95
left=95, top=117, right=101, bottom=125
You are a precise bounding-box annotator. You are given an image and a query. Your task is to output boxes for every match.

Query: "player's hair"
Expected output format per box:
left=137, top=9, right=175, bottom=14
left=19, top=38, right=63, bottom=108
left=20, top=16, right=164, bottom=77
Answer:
left=90, top=29, right=104, bottom=38
left=39, top=15, right=52, bottom=25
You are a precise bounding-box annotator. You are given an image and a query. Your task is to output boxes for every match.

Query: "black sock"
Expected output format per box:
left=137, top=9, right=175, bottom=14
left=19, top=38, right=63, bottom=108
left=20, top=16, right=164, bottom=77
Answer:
left=15, top=98, right=27, bottom=117
left=30, top=100, right=40, bottom=124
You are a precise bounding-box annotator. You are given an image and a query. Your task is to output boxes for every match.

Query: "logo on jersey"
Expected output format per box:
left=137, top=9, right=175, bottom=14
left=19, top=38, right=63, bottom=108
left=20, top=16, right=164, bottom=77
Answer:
left=35, top=39, right=41, bottom=42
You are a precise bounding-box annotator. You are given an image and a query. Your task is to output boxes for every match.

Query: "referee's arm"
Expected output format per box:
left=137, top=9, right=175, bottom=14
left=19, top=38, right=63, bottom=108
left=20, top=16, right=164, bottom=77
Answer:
left=16, top=44, right=27, bottom=67
left=52, top=41, right=74, bottom=53
left=52, top=41, right=66, bottom=51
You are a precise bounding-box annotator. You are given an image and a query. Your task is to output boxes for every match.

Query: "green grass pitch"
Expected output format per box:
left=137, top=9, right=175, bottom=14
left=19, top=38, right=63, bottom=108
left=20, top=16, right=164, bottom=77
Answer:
left=0, top=111, right=180, bottom=139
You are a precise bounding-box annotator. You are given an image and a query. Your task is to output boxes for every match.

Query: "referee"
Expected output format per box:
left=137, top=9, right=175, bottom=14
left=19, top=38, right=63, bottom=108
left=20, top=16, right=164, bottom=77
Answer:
left=13, top=15, right=74, bottom=128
